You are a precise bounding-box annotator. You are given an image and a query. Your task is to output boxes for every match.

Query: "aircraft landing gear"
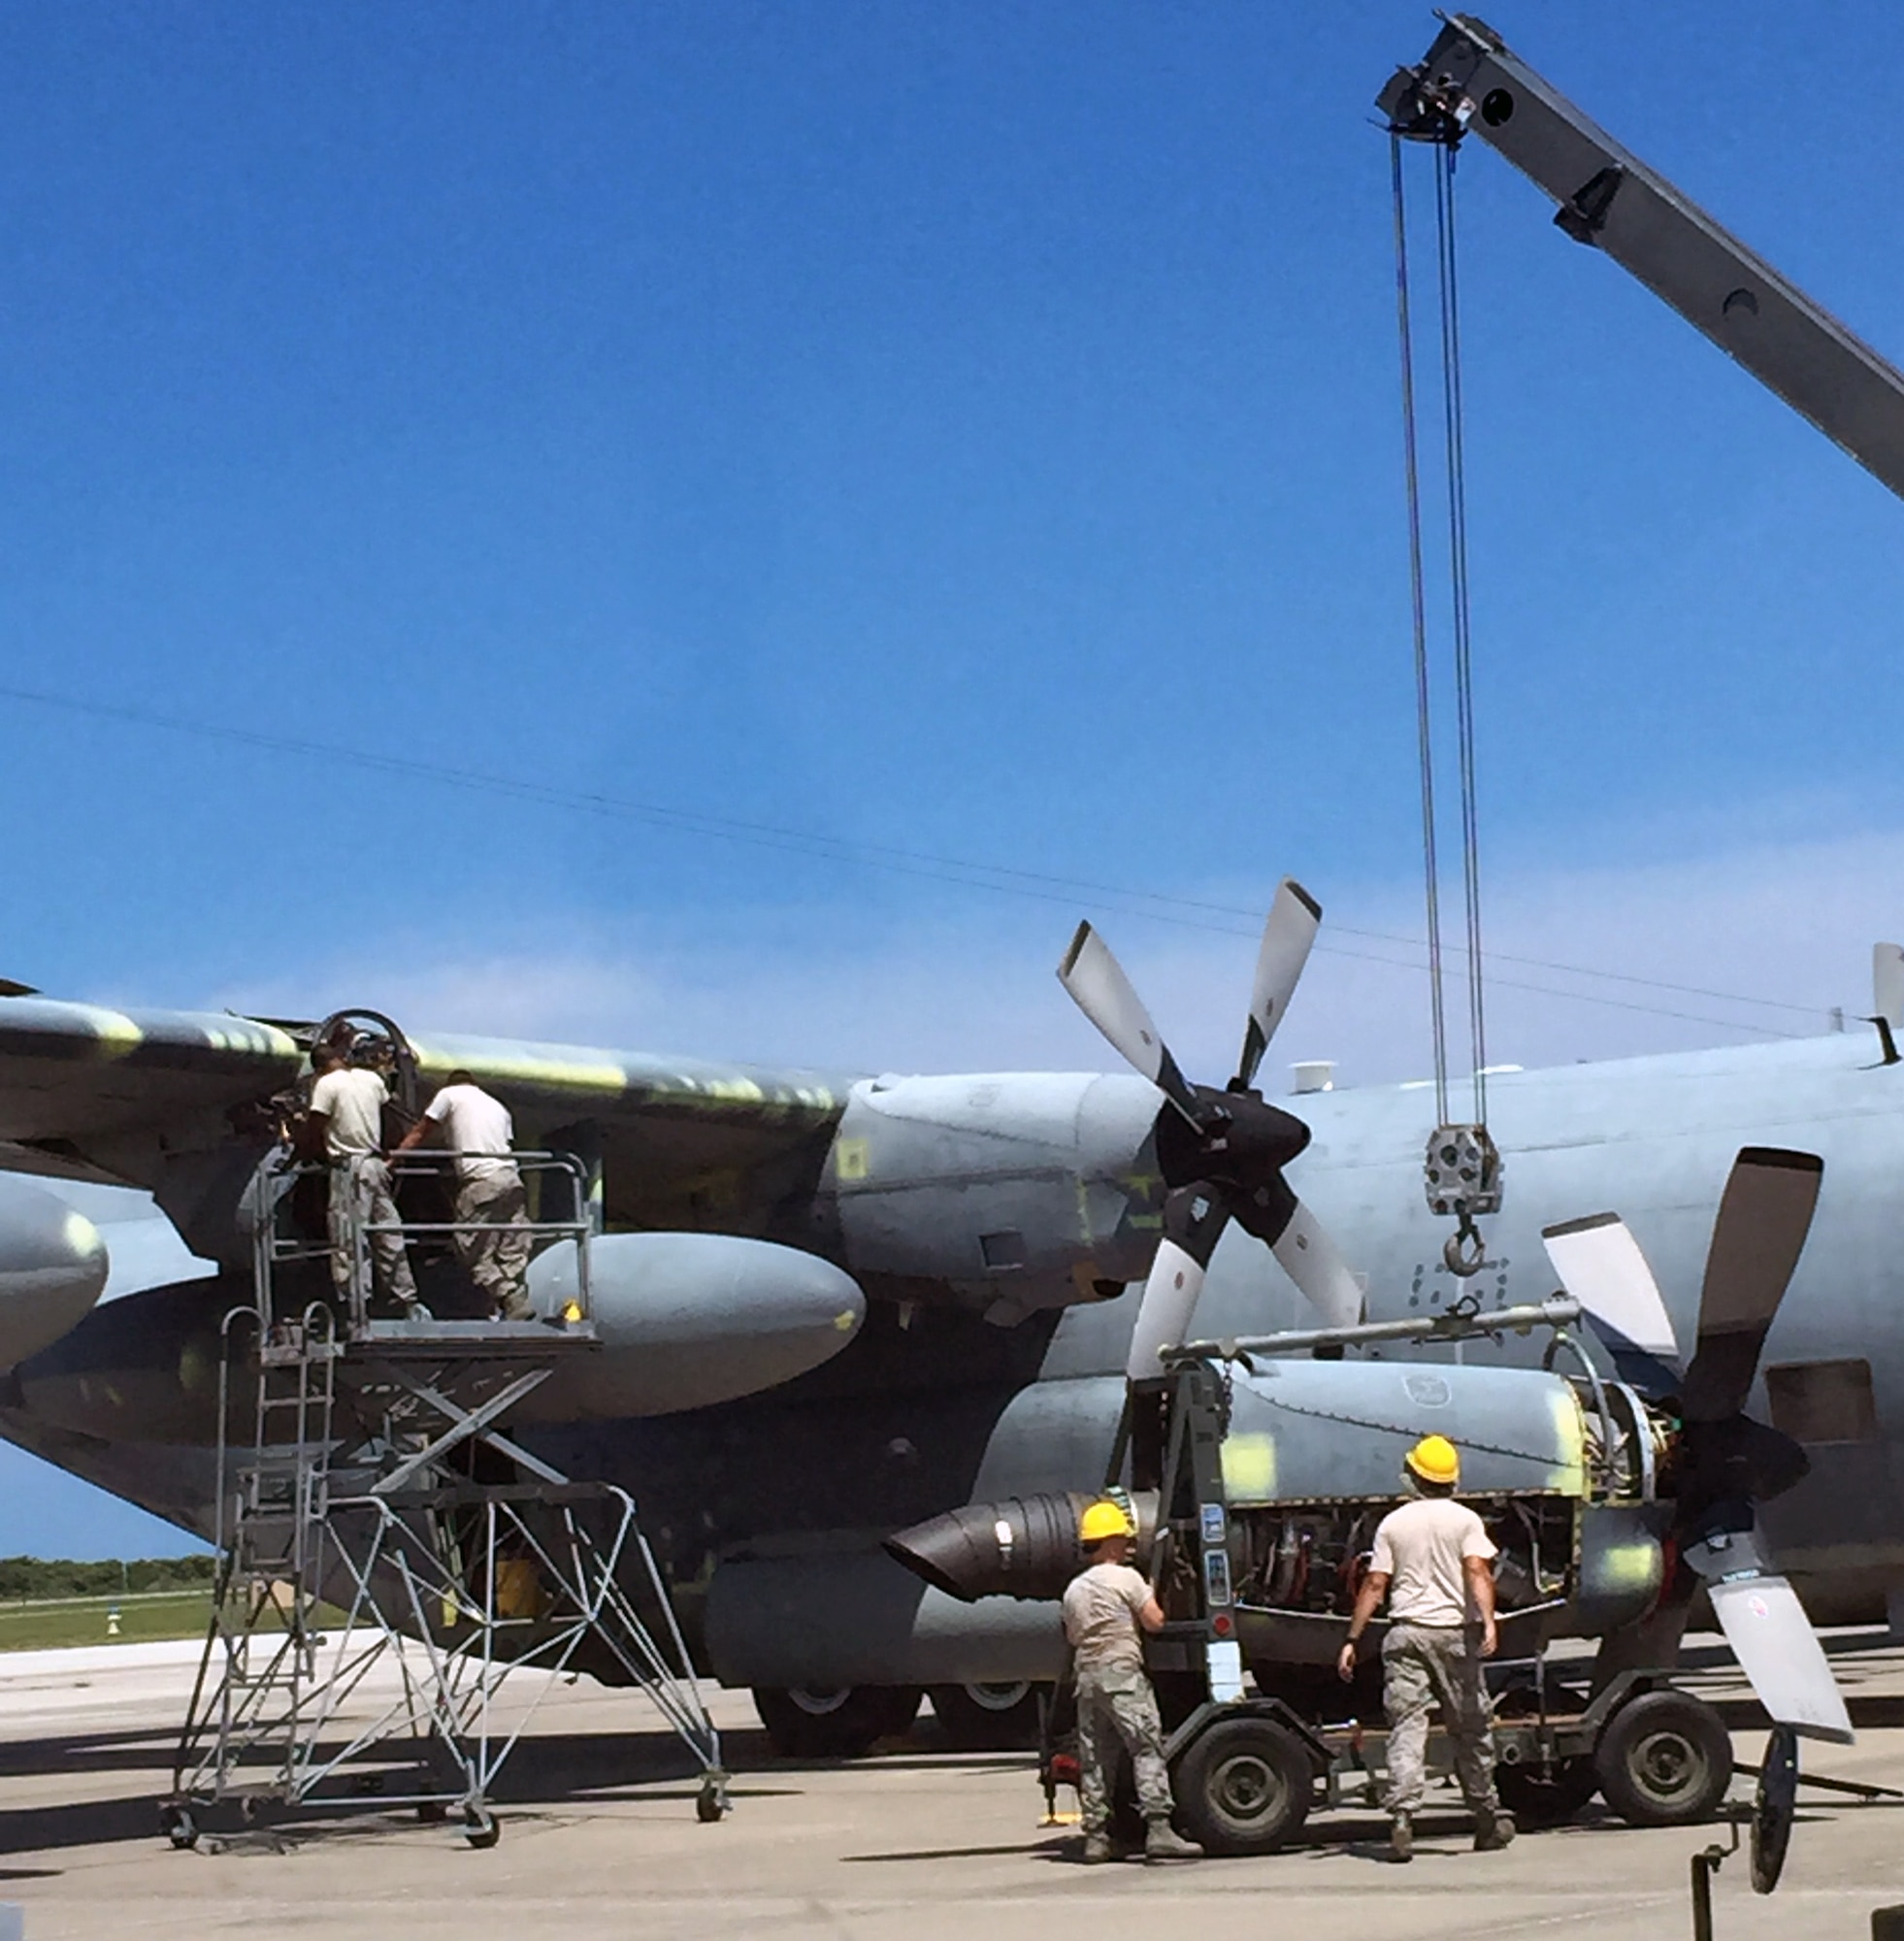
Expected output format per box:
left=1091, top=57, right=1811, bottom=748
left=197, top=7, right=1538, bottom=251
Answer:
left=929, top=1681, right=1047, bottom=1751
left=752, top=1685, right=923, bottom=1759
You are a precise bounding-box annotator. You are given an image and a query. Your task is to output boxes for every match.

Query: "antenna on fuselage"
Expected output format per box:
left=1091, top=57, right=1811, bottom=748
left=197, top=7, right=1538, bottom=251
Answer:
left=1866, top=942, right=1904, bottom=1065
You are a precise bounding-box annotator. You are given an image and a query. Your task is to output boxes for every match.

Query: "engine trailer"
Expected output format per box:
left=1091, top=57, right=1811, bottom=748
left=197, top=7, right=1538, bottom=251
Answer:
left=1034, top=1347, right=1735, bottom=1857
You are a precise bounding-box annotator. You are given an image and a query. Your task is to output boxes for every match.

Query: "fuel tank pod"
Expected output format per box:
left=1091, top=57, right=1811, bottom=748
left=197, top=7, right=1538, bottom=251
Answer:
left=0, top=1174, right=109, bottom=1368
left=524, top=1231, right=867, bottom=1420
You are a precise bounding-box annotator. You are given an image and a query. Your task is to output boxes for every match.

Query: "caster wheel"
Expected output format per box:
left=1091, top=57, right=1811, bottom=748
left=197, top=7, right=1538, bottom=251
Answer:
left=416, top=1800, right=451, bottom=1824
left=696, top=1777, right=728, bottom=1824
left=159, top=1803, right=198, bottom=1851
left=463, top=1804, right=502, bottom=1849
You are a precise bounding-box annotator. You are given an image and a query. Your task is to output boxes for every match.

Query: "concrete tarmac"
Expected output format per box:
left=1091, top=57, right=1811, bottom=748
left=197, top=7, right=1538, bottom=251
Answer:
left=0, top=1634, right=1897, bottom=1941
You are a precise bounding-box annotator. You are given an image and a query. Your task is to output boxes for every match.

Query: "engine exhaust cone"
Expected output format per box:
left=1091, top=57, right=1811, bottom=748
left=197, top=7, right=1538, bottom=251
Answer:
left=885, top=1492, right=1106, bottom=1604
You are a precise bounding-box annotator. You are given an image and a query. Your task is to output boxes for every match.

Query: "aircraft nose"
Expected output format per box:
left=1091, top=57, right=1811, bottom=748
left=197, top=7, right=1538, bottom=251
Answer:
left=0, top=1175, right=110, bottom=1368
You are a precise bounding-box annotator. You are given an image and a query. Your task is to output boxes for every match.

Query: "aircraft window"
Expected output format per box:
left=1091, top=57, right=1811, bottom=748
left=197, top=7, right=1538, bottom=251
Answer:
left=1763, top=1359, right=1879, bottom=1444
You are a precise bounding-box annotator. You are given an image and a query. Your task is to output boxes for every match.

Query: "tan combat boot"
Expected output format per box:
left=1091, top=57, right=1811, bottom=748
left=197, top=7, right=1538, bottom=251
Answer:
left=1143, top=1819, right=1202, bottom=1862
left=1473, top=1808, right=1516, bottom=1853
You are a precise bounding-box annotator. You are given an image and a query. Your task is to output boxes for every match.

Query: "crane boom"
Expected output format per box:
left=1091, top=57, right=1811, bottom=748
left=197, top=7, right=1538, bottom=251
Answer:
left=1379, top=16, right=1904, bottom=503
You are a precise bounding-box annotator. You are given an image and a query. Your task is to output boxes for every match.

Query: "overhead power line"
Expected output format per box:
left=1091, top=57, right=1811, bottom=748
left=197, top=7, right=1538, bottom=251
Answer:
left=0, top=680, right=1820, bottom=1039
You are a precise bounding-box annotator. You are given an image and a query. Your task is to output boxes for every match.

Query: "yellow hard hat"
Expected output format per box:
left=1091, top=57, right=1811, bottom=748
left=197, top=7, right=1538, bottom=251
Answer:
left=1079, top=1499, right=1136, bottom=1544
left=1404, top=1433, right=1461, bottom=1487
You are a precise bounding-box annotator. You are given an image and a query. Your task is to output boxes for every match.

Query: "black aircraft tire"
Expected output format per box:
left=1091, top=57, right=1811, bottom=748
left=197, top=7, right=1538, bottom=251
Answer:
left=929, top=1682, right=1045, bottom=1751
left=1173, top=1717, right=1313, bottom=1857
left=753, top=1685, right=923, bottom=1760
left=1494, top=1757, right=1600, bottom=1826
left=1594, top=1691, right=1733, bottom=1827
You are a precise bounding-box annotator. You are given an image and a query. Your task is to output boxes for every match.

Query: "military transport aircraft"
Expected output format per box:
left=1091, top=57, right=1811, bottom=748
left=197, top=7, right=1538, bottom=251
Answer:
left=6, top=12, right=1904, bottom=1761
left=0, top=878, right=1899, bottom=1758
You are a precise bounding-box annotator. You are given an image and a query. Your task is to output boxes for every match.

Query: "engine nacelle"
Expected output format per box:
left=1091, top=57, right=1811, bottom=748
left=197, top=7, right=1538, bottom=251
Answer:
left=824, top=1071, right=1163, bottom=1322
left=523, top=1231, right=867, bottom=1420
left=0, top=1174, right=109, bottom=1368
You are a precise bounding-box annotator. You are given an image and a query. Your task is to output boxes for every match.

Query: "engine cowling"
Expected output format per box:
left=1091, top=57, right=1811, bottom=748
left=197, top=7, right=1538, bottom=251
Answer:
left=523, top=1231, right=867, bottom=1420
left=825, top=1071, right=1163, bottom=1321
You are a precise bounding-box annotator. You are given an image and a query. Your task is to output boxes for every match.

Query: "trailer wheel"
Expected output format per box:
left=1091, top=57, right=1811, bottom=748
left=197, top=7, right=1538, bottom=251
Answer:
left=1594, top=1691, right=1732, bottom=1826
left=1173, top=1717, right=1313, bottom=1856
left=1495, top=1756, right=1599, bottom=1826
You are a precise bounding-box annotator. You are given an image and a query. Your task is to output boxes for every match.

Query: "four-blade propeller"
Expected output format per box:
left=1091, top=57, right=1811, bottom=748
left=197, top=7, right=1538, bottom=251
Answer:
left=1542, top=1148, right=1851, bottom=1743
left=1059, top=878, right=1362, bottom=1379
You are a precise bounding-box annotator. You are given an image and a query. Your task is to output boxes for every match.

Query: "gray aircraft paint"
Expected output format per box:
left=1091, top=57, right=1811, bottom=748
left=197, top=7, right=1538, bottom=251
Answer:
left=3, top=1011, right=1903, bottom=1689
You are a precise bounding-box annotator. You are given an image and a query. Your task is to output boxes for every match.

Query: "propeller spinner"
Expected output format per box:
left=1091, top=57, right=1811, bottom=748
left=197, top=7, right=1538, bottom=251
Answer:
left=1059, top=878, right=1362, bottom=1380
left=1542, top=1149, right=1851, bottom=1744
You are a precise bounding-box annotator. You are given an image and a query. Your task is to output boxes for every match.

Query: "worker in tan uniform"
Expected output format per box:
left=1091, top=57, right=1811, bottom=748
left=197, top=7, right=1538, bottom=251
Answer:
left=304, top=1042, right=427, bottom=1318
left=1060, top=1499, right=1201, bottom=1865
left=393, top=1070, right=534, bottom=1320
left=1336, top=1434, right=1514, bottom=1863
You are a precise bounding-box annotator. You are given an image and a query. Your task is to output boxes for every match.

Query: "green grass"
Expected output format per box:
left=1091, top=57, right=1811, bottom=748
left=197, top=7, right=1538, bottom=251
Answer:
left=0, top=1589, right=214, bottom=1652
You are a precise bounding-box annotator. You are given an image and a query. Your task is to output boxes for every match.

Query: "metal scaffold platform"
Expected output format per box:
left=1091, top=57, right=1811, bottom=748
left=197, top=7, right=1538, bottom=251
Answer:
left=163, top=1146, right=725, bottom=1850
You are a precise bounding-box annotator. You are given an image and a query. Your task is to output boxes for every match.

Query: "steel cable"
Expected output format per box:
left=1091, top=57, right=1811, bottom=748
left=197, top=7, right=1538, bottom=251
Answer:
left=1434, top=141, right=1492, bottom=1129
left=1391, top=133, right=1452, bottom=1128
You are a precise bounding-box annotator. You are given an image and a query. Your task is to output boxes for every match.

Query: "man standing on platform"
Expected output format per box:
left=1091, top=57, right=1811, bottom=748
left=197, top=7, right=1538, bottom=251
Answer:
left=305, top=1041, right=425, bottom=1318
left=395, top=1069, right=533, bottom=1320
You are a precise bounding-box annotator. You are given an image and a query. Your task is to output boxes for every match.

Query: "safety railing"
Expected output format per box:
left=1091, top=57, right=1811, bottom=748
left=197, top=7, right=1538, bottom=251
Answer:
left=253, top=1150, right=593, bottom=1339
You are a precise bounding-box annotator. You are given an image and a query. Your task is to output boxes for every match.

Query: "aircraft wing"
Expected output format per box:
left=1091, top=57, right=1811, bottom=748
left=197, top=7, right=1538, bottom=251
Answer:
left=0, top=998, right=306, bottom=1180
left=0, top=996, right=853, bottom=1234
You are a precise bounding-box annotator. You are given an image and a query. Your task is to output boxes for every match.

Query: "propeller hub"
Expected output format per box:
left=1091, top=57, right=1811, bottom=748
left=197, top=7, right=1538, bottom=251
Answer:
left=1156, top=1087, right=1312, bottom=1196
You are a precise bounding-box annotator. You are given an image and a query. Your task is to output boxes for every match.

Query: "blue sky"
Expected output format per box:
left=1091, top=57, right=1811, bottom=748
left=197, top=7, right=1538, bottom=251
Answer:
left=6, top=1, right=1904, bottom=1553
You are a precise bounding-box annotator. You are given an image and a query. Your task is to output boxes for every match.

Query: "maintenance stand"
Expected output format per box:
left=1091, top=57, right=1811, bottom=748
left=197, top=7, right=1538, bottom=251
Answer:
left=164, top=1139, right=725, bottom=1851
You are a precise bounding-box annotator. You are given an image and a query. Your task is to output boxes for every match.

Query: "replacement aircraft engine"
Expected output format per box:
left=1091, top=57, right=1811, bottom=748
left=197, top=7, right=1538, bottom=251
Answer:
left=887, top=1146, right=1854, bottom=1755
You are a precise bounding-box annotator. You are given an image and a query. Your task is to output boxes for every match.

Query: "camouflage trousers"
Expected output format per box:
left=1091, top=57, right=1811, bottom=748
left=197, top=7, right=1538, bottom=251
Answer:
left=1076, top=1664, right=1173, bottom=1835
left=329, top=1157, right=417, bottom=1305
left=1382, top=1621, right=1498, bottom=1815
left=453, top=1170, right=533, bottom=1319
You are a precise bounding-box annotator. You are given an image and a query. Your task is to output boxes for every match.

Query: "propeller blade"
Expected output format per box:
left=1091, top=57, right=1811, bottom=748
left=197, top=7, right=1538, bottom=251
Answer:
left=1125, top=1238, right=1206, bottom=1383
left=1681, top=1148, right=1823, bottom=1425
left=1268, top=1196, right=1364, bottom=1332
left=1541, top=1211, right=1682, bottom=1392
left=1704, top=1568, right=1854, bottom=1745
left=1125, top=1190, right=1231, bottom=1381
left=1234, top=879, right=1323, bottom=1091
left=1058, top=922, right=1201, bottom=1128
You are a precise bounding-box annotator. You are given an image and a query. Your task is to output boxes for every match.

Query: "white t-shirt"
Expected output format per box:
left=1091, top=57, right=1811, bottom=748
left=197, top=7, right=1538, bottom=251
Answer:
left=1369, top=1497, right=1497, bottom=1628
left=1061, top=1562, right=1152, bottom=1673
left=310, top=1068, right=389, bottom=1159
left=423, top=1083, right=518, bottom=1182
